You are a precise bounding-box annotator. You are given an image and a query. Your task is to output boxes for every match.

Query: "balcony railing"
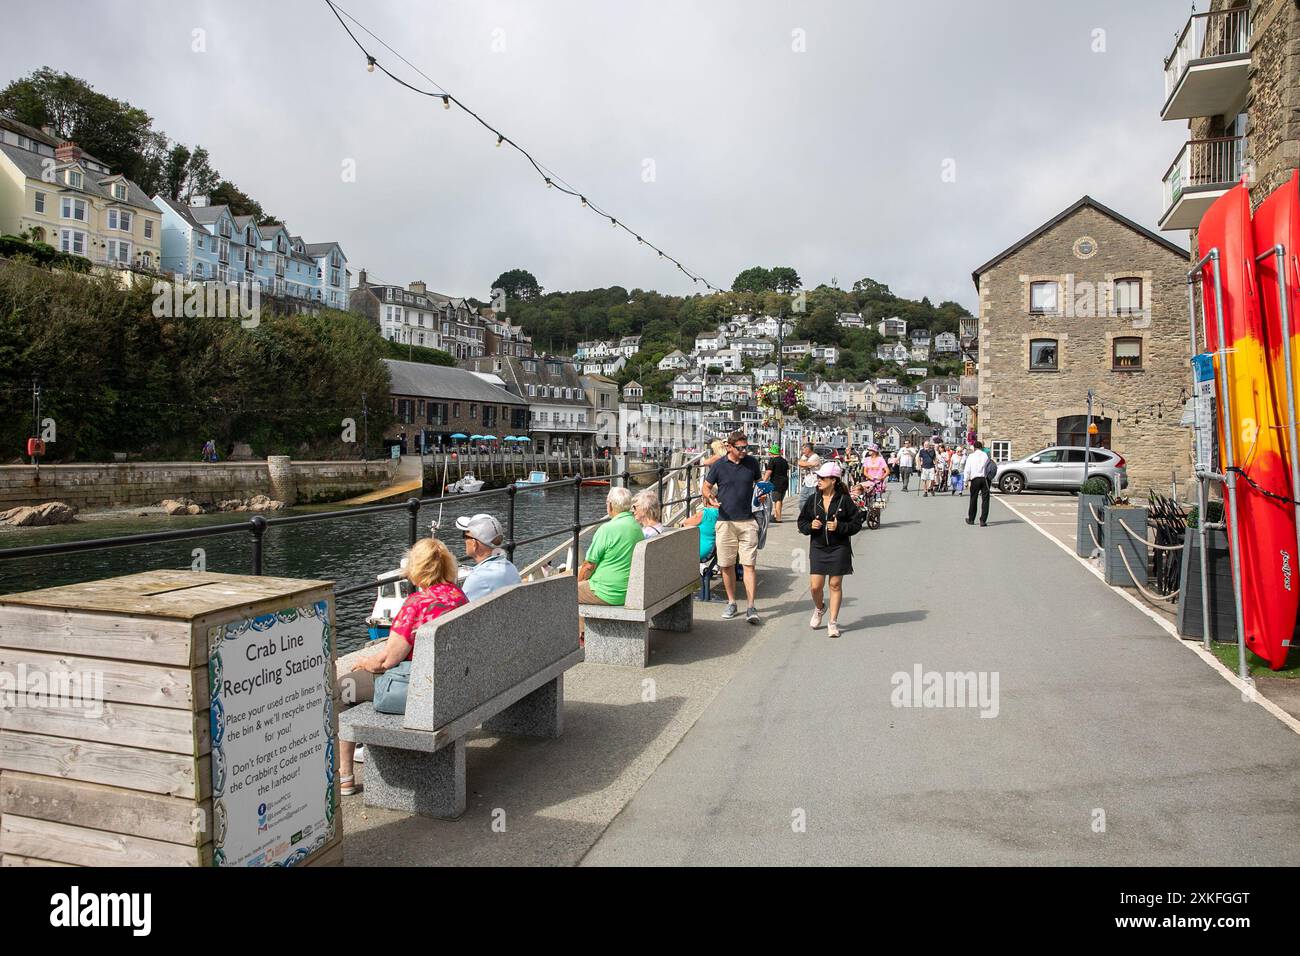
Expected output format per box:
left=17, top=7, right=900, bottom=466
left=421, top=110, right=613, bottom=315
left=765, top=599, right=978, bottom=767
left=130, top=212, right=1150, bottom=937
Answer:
left=1162, top=7, right=1251, bottom=117
left=1162, top=136, right=1247, bottom=225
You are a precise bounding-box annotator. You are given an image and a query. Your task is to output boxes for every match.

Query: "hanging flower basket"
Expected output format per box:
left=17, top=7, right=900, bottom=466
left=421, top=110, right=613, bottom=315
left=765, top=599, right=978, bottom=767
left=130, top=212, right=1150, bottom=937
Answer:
left=758, top=379, right=809, bottom=420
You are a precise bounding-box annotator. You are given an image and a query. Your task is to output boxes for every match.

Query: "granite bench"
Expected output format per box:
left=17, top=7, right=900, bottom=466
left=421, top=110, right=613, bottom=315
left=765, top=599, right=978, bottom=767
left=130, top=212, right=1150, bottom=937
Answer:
left=338, top=575, right=583, bottom=818
left=579, top=527, right=699, bottom=667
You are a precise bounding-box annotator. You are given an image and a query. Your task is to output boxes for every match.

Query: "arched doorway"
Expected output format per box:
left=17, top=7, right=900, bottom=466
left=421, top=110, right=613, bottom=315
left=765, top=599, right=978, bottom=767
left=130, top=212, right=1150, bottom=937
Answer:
left=1057, top=414, right=1112, bottom=448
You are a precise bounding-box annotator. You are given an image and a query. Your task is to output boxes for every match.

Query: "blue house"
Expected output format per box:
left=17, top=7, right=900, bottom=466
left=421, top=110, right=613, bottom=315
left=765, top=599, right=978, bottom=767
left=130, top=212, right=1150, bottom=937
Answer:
left=154, top=196, right=347, bottom=306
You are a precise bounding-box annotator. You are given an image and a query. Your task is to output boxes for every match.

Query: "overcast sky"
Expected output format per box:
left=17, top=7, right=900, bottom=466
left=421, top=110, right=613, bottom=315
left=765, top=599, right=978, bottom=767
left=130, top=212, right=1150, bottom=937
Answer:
left=3, top=0, right=1195, bottom=310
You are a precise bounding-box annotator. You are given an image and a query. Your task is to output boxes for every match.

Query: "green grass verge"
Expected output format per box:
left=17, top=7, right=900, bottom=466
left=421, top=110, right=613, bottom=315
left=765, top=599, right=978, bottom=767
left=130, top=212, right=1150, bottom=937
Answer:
left=1208, top=641, right=1300, bottom=679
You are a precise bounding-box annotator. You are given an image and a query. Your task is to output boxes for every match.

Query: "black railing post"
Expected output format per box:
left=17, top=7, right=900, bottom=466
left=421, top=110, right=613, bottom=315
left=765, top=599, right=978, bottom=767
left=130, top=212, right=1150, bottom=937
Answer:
left=249, top=515, right=267, bottom=575
left=505, top=484, right=518, bottom=562
left=656, top=463, right=665, bottom=508
left=572, top=472, right=583, bottom=572
left=686, top=461, right=694, bottom=515
left=406, top=498, right=421, bottom=546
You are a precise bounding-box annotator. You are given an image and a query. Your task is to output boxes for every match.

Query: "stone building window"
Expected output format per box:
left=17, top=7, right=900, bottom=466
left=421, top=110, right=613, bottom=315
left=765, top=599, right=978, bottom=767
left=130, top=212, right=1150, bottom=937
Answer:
left=990, top=440, right=1011, bottom=462
left=1113, top=278, right=1142, bottom=315
left=1029, top=338, right=1059, bottom=371
left=1030, top=281, right=1059, bottom=314
left=1113, top=337, right=1143, bottom=370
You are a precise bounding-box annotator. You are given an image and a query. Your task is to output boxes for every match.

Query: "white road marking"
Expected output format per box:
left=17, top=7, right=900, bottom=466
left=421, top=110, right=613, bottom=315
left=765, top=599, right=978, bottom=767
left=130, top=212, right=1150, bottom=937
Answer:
left=997, top=496, right=1300, bottom=737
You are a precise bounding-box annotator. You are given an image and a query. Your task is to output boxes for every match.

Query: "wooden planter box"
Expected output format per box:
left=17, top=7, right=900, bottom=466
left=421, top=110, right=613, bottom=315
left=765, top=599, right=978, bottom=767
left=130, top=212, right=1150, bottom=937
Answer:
left=1103, top=506, right=1148, bottom=587
left=1076, top=494, right=1107, bottom=557
left=0, top=570, right=341, bottom=867
left=1176, top=528, right=1237, bottom=642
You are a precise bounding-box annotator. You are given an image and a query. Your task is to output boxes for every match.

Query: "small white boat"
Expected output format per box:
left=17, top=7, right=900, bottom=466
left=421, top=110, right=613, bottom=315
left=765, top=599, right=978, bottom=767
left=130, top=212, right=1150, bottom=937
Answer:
left=445, top=474, right=485, bottom=495
left=366, top=568, right=414, bottom=641
left=514, top=470, right=549, bottom=488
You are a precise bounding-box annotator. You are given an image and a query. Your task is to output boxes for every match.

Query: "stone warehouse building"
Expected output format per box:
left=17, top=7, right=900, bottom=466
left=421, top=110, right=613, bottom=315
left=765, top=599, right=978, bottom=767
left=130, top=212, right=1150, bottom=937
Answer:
left=970, top=197, right=1193, bottom=495
left=383, top=359, right=528, bottom=451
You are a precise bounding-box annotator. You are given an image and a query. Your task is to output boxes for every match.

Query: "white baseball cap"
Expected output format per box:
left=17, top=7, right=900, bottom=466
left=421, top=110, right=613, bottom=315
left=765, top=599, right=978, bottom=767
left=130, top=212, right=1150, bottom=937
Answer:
left=455, top=513, right=504, bottom=546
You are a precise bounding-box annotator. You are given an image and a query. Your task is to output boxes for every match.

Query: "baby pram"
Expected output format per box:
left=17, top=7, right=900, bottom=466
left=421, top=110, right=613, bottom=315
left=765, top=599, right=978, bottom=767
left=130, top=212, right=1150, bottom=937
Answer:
left=851, top=476, right=888, bottom=530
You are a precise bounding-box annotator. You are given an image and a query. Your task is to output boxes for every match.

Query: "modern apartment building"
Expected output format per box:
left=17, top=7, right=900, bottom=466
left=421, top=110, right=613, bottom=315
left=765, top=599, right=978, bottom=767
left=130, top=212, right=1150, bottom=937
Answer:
left=0, top=116, right=161, bottom=271
left=1159, top=0, right=1299, bottom=232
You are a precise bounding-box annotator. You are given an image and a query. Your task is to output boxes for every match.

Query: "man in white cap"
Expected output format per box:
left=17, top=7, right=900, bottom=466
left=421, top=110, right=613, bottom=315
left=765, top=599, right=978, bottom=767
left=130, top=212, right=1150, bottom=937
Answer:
left=456, top=513, right=522, bottom=600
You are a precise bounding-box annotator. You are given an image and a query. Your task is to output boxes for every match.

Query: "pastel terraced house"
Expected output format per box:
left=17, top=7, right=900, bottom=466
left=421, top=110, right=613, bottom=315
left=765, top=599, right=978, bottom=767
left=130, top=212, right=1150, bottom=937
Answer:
left=155, top=196, right=347, bottom=306
left=0, top=115, right=161, bottom=270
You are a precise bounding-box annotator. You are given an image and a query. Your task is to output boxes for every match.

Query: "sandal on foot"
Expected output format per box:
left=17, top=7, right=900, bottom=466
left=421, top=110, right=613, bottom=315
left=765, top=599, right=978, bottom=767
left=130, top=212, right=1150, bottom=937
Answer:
left=340, top=773, right=361, bottom=796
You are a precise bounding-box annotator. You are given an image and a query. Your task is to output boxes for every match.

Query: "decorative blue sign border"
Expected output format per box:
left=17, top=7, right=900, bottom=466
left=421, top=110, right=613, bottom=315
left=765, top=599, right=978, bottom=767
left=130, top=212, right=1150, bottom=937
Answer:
left=209, top=598, right=336, bottom=867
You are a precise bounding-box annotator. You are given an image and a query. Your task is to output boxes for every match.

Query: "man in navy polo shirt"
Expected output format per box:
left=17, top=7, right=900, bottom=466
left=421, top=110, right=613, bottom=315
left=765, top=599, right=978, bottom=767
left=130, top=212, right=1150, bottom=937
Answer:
left=702, top=431, right=762, bottom=625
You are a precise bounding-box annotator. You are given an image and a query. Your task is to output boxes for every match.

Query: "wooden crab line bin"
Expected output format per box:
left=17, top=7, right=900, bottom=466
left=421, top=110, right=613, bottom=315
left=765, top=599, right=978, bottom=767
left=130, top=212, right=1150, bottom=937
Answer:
left=0, top=571, right=342, bottom=867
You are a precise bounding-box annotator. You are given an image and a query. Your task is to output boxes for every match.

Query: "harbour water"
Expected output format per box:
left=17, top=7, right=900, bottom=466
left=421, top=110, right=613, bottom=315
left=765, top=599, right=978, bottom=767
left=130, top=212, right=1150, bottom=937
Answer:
left=0, top=486, right=612, bottom=653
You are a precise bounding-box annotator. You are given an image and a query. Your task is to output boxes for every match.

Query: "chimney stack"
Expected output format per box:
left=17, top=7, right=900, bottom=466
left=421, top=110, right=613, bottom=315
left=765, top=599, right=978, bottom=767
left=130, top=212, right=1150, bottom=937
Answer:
left=408, top=279, right=426, bottom=294
left=54, top=141, right=83, bottom=164
left=357, top=269, right=368, bottom=287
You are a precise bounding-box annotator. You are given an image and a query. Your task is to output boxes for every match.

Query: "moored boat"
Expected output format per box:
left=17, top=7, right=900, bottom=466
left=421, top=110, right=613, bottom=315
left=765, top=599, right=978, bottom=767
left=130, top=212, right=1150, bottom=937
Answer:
left=445, top=474, right=485, bottom=495
left=514, top=470, right=549, bottom=488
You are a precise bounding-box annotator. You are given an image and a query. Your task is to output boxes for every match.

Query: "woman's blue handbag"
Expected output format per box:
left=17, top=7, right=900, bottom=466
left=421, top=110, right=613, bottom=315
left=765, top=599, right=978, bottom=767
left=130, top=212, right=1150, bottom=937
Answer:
left=373, top=661, right=412, bottom=714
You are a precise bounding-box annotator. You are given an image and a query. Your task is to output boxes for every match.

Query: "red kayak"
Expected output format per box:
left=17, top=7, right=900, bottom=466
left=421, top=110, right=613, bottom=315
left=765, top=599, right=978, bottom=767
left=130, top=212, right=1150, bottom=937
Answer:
left=1198, top=183, right=1298, bottom=670
left=1251, top=170, right=1300, bottom=668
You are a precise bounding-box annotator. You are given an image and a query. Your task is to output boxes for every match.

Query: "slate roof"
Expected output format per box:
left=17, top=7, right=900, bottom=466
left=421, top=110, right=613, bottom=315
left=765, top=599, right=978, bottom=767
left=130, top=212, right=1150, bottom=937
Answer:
left=970, top=195, right=1190, bottom=288
left=384, top=359, right=527, bottom=405
left=0, top=142, right=159, bottom=212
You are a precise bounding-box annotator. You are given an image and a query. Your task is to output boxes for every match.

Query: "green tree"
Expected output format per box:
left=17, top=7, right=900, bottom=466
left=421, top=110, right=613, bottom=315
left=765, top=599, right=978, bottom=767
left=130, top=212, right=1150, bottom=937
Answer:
left=209, top=181, right=271, bottom=221
left=492, top=268, right=543, bottom=305
left=162, top=144, right=191, bottom=200
left=769, top=266, right=802, bottom=294
left=732, top=266, right=774, bottom=294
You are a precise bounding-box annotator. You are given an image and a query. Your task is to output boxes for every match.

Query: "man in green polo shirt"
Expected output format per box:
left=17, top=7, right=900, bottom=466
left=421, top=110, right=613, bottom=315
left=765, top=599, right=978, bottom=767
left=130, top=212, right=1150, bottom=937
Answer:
left=578, top=486, right=644, bottom=606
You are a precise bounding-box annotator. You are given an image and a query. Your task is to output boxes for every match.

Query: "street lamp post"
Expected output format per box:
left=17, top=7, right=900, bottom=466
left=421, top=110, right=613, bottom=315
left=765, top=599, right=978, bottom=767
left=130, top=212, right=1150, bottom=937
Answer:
left=1084, top=388, right=1094, bottom=483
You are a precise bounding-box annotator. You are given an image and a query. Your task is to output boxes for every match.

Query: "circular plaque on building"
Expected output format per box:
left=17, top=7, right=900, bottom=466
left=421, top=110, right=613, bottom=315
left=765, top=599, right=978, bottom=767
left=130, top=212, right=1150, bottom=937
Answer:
left=1073, top=236, right=1098, bottom=259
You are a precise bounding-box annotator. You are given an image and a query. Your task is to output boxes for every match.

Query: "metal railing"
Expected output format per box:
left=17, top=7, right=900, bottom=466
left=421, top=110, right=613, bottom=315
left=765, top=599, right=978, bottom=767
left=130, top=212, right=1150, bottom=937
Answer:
left=1163, top=136, right=1248, bottom=213
left=1163, top=6, right=1251, bottom=103
left=0, top=453, right=708, bottom=603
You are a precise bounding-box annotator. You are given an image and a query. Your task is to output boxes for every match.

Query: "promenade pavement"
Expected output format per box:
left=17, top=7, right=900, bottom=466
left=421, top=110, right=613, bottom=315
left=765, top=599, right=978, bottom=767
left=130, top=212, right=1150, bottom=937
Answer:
left=583, top=486, right=1300, bottom=866
left=343, top=484, right=1300, bottom=866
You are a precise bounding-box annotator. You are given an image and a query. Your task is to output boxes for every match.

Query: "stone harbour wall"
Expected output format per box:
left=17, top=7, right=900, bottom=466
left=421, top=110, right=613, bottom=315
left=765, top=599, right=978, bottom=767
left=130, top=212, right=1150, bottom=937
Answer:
left=0, top=459, right=399, bottom=510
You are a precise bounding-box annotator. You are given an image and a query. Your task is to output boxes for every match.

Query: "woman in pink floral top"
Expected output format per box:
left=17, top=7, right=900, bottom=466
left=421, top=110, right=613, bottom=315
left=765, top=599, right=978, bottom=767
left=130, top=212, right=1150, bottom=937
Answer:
left=338, top=537, right=467, bottom=794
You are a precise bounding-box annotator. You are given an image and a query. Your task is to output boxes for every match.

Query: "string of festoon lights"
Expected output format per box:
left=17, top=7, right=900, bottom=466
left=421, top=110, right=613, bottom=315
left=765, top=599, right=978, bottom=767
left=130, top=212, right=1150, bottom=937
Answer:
left=1090, top=390, right=1189, bottom=427
left=323, top=0, right=722, bottom=293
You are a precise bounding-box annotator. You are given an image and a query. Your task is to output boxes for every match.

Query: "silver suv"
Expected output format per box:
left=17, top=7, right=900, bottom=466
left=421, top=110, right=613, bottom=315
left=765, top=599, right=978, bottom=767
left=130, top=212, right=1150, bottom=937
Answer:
left=994, top=446, right=1128, bottom=494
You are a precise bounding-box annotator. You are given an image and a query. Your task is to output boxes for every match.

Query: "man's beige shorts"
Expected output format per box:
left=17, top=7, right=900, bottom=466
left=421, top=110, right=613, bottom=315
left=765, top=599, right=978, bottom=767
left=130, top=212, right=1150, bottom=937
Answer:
left=716, top=518, right=759, bottom=566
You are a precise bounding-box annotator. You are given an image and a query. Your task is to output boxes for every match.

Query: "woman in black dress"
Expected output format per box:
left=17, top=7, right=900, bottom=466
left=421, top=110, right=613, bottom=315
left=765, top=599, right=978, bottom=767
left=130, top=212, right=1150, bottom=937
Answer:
left=763, top=445, right=791, bottom=522
left=797, top=461, right=863, bottom=638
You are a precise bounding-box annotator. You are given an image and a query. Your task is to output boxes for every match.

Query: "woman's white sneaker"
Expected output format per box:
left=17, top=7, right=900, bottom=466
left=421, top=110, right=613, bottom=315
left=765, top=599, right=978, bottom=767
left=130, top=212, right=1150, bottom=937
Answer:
left=810, top=607, right=825, bottom=629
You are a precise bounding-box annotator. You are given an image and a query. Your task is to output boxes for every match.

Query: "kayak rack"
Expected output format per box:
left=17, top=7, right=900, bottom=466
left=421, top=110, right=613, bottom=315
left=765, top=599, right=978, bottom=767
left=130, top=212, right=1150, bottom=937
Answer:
left=1189, top=240, right=1300, bottom=684
left=1186, top=248, right=1251, bottom=686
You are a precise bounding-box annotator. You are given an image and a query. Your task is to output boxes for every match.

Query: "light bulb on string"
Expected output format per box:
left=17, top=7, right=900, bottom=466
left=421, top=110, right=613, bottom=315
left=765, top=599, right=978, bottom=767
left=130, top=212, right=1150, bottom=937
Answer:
left=441, top=95, right=450, bottom=110
left=496, top=135, right=503, bottom=148
left=545, top=178, right=553, bottom=188
left=366, top=56, right=376, bottom=72
left=579, top=196, right=587, bottom=207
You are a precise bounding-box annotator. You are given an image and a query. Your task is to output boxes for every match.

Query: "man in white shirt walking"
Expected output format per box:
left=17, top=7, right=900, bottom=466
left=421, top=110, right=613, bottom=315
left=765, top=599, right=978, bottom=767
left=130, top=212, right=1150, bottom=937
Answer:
left=963, top=440, right=992, bottom=527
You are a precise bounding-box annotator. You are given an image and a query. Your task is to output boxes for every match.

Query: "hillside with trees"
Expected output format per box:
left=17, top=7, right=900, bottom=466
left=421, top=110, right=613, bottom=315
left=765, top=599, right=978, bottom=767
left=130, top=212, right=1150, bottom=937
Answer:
left=0, top=68, right=274, bottom=220
left=0, top=263, right=392, bottom=462
left=493, top=265, right=972, bottom=401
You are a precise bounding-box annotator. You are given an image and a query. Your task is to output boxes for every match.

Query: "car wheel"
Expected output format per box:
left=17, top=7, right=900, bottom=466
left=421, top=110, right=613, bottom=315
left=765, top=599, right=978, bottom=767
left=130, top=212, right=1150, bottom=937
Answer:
left=1000, top=473, right=1024, bottom=494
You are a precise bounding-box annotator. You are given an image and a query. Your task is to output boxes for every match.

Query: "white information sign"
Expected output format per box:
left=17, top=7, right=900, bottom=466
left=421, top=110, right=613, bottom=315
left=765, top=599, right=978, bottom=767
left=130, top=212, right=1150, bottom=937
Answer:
left=208, top=599, right=336, bottom=867
left=1192, top=353, right=1218, bottom=473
